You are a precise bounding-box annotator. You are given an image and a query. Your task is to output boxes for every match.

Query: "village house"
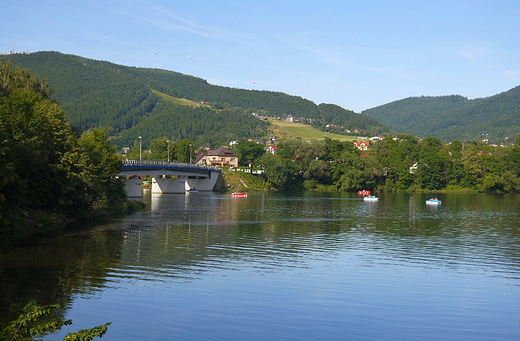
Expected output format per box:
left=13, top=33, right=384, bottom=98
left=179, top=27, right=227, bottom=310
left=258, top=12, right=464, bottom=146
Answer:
left=195, top=146, right=239, bottom=167
left=353, top=141, right=371, bottom=151
left=266, top=145, right=279, bottom=154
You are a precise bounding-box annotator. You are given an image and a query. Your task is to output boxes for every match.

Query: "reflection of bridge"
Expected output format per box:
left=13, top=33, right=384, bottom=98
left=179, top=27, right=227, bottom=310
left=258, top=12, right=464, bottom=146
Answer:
left=120, top=160, right=222, bottom=197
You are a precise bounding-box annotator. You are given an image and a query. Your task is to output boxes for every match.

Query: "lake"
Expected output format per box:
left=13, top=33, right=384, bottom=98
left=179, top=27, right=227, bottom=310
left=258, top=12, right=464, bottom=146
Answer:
left=1, top=192, right=519, bottom=340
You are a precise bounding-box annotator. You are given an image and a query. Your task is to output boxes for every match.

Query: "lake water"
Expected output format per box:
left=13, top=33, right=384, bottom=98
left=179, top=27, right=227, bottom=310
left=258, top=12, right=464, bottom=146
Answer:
left=1, top=192, right=520, bottom=340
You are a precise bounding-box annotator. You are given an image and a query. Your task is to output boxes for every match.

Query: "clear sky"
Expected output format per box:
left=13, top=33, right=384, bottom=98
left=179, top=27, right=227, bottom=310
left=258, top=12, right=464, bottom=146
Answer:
left=3, top=0, right=520, bottom=112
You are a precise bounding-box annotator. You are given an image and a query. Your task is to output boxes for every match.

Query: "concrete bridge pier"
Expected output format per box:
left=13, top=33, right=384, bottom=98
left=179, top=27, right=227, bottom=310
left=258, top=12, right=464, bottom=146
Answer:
left=124, top=176, right=143, bottom=198
left=184, top=177, right=217, bottom=191
left=152, top=176, right=186, bottom=194
left=151, top=175, right=219, bottom=194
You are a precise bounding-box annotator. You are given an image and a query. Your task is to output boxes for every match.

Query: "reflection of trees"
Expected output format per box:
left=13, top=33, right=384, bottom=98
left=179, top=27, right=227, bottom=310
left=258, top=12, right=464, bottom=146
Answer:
left=2, top=192, right=520, bottom=327
left=0, top=226, right=123, bottom=326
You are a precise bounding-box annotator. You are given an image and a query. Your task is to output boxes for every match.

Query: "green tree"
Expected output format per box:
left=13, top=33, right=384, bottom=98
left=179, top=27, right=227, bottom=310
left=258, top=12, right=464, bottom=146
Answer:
left=461, top=149, right=483, bottom=189
left=0, top=59, right=131, bottom=228
left=332, top=148, right=365, bottom=191
left=148, top=137, right=174, bottom=161
left=78, top=129, right=125, bottom=211
left=414, top=137, right=445, bottom=190
left=508, top=133, right=520, bottom=175
left=175, top=138, right=194, bottom=163
left=260, top=153, right=295, bottom=190
left=446, top=140, right=464, bottom=185
left=234, top=140, right=266, bottom=166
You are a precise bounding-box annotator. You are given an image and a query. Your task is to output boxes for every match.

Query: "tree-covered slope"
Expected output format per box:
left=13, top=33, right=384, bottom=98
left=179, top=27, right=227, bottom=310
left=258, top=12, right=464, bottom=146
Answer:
left=6, top=51, right=158, bottom=135
left=422, top=86, right=520, bottom=142
left=362, top=88, right=520, bottom=143
left=5, top=51, right=386, bottom=148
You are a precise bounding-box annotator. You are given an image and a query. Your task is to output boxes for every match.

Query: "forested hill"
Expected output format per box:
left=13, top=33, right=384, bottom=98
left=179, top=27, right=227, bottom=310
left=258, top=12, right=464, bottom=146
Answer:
left=5, top=51, right=386, bottom=149
left=362, top=87, right=520, bottom=144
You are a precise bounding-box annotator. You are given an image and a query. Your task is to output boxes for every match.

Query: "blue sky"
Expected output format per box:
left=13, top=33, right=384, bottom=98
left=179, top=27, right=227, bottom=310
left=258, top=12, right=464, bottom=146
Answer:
left=3, top=0, right=520, bottom=112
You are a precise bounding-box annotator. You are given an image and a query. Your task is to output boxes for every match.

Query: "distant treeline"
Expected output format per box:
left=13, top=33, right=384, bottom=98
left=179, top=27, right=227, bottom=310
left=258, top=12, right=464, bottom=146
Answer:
left=258, top=135, right=520, bottom=193
left=362, top=89, right=520, bottom=144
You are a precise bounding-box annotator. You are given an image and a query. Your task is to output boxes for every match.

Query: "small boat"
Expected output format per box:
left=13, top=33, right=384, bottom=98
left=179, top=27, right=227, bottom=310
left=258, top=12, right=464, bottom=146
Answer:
left=231, top=192, right=247, bottom=197
left=186, top=188, right=199, bottom=193
left=426, top=198, right=442, bottom=205
left=363, top=195, right=378, bottom=201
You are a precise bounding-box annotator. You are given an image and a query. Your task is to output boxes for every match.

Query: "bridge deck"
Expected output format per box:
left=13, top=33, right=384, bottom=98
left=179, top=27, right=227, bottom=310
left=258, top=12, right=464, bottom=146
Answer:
left=121, top=160, right=221, bottom=175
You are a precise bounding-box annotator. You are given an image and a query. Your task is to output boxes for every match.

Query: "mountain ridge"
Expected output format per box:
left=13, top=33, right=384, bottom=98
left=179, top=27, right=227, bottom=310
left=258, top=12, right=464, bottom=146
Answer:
left=362, top=86, right=520, bottom=144
left=5, top=51, right=386, bottom=148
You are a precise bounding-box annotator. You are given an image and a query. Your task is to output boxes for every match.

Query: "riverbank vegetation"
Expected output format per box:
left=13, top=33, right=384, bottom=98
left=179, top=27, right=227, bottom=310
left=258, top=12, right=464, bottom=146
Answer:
left=258, top=135, right=520, bottom=193
left=0, top=60, right=138, bottom=235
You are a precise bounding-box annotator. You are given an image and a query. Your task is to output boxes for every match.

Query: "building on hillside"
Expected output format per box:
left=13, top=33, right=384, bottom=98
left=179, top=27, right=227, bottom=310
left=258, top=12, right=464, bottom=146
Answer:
left=409, top=161, right=419, bottom=174
left=195, top=146, right=239, bottom=167
left=353, top=141, right=371, bottom=151
left=266, top=145, right=279, bottom=154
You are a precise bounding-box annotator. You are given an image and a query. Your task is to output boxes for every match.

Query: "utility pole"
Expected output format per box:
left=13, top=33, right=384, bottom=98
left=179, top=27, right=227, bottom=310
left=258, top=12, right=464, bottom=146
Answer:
left=139, top=136, right=142, bottom=163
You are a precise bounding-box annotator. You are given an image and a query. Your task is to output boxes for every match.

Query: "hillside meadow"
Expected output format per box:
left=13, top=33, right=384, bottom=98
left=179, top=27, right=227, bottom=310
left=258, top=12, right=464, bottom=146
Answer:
left=268, top=119, right=354, bottom=142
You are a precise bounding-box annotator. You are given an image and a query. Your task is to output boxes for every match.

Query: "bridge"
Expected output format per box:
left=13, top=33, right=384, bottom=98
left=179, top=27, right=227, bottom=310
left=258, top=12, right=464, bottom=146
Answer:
left=120, top=160, right=222, bottom=197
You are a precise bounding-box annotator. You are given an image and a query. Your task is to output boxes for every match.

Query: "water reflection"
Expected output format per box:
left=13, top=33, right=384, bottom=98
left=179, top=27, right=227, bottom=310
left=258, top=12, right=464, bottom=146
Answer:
left=1, top=192, right=520, bottom=340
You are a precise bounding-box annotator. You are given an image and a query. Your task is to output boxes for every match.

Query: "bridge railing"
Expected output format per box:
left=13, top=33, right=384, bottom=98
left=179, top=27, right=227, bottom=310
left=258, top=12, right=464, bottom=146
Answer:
left=123, top=159, right=221, bottom=171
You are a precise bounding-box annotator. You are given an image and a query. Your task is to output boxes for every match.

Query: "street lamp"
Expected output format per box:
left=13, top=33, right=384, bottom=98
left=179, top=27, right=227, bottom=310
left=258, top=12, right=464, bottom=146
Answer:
left=189, top=144, right=192, bottom=164
left=139, top=136, right=142, bottom=163
left=167, top=140, right=170, bottom=163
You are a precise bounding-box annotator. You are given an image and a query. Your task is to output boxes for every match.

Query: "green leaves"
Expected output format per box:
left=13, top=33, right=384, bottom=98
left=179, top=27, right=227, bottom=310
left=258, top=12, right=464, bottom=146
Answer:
left=0, top=301, right=110, bottom=341
left=234, top=140, right=266, bottom=166
left=0, top=301, right=72, bottom=341
left=0, top=58, right=129, bottom=227
left=62, top=323, right=112, bottom=341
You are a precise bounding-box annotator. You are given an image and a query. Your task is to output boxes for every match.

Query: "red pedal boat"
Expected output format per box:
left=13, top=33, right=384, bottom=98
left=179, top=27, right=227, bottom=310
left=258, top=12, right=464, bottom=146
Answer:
left=231, top=192, right=248, bottom=197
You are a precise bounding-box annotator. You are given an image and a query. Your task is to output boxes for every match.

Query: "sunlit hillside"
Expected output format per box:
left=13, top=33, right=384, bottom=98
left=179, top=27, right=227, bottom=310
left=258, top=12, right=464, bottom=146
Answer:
left=268, top=119, right=354, bottom=142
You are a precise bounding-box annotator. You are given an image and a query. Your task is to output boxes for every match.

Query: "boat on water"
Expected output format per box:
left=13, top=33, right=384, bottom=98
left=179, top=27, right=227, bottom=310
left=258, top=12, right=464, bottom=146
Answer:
left=363, top=195, right=378, bottom=201
left=231, top=192, right=247, bottom=197
left=426, top=198, right=442, bottom=204
left=186, top=188, right=199, bottom=193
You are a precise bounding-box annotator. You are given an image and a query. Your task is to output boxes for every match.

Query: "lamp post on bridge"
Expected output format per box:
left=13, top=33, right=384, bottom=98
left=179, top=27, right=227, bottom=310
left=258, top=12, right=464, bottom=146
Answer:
left=189, top=144, right=192, bottom=164
left=167, top=140, right=170, bottom=163
left=139, top=136, right=142, bottom=163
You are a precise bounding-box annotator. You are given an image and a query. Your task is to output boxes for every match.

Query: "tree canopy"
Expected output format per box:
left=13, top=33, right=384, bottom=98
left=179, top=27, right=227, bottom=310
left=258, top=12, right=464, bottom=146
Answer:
left=259, top=135, right=520, bottom=193
left=0, top=60, right=127, bottom=230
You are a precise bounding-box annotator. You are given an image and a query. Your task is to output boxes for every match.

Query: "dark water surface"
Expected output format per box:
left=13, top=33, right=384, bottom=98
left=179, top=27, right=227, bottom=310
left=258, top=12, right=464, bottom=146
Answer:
left=1, top=192, right=520, bottom=340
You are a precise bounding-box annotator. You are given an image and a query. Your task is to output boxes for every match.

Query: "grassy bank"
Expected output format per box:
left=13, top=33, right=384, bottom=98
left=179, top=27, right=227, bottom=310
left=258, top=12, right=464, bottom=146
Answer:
left=221, top=168, right=271, bottom=192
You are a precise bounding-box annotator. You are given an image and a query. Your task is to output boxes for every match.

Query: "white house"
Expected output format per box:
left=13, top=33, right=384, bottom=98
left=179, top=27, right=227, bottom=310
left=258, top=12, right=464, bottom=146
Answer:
left=266, top=145, right=279, bottom=154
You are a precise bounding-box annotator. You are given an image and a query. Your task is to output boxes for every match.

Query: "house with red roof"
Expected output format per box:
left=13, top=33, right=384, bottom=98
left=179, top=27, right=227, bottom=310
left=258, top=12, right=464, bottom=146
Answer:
left=266, top=145, right=279, bottom=154
left=353, top=141, right=371, bottom=151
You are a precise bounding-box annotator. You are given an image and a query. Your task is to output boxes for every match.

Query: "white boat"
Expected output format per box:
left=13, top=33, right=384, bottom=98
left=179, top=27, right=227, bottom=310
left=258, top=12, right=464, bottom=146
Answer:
left=363, top=195, right=378, bottom=201
left=426, top=198, right=441, bottom=205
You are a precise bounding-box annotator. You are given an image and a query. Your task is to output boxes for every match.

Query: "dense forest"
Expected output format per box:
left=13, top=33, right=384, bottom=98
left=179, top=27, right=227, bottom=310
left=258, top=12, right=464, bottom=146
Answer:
left=362, top=88, right=520, bottom=144
left=0, top=59, right=133, bottom=231
left=6, top=51, right=386, bottom=150
left=257, top=135, right=520, bottom=193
